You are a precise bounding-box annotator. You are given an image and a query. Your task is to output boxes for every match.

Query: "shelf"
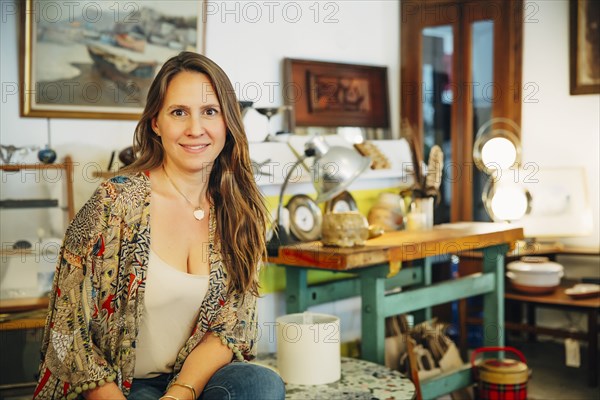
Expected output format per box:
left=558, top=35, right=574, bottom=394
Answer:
left=0, top=249, right=34, bottom=257
left=0, top=297, right=49, bottom=313
left=0, top=317, right=46, bottom=331
left=0, top=299, right=49, bottom=332
left=0, top=156, right=75, bottom=220
left=0, top=199, right=59, bottom=209
left=0, top=163, right=68, bottom=171
left=459, top=242, right=600, bottom=259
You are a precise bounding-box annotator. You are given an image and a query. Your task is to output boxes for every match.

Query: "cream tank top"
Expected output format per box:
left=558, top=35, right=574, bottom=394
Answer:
left=134, top=248, right=209, bottom=378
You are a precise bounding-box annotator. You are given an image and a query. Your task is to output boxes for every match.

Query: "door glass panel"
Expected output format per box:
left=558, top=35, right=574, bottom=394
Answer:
left=421, top=26, right=453, bottom=224
left=471, top=20, right=494, bottom=221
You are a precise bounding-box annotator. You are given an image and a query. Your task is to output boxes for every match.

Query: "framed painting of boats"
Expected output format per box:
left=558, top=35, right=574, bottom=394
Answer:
left=20, top=0, right=206, bottom=119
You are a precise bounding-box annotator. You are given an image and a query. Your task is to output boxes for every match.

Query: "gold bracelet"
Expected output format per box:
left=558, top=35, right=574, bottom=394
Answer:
left=171, top=382, right=197, bottom=399
left=160, top=396, right=179, bottom=400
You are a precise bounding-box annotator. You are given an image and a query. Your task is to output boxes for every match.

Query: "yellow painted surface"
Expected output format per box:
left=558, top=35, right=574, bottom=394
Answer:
left=260, top=186, right=401, bottom=294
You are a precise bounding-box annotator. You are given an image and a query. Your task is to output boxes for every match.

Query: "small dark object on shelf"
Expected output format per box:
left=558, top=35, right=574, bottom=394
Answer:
left=13, top=240, right=32, bottom=250
left=38, top=146, right=57, bottom=164
left=119, top=146, right=136, bottom=166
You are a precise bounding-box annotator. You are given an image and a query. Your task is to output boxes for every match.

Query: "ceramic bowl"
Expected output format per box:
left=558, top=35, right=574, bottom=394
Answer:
left=565, top=283, right=600, bottom=299
left=506, top=256, right=564, bottom=294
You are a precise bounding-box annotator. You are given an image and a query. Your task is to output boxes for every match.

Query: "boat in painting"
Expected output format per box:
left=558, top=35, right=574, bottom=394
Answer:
left=87, top=44, right=157, bottom=100
left=115, top=33, right=146, bottom=53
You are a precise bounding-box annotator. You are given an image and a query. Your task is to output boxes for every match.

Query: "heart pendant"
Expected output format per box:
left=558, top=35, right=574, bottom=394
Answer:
left=193, top=208, right=205, bottom=221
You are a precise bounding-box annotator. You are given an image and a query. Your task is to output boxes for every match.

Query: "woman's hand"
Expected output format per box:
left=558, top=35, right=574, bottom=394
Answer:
left=83, top=382, right=126, bottom=400
left=163, top=384, right=196, bottom=400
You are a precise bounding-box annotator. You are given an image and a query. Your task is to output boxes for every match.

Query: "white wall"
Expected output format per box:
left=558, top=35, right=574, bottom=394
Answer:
left=521, top=0, right=600, bottom=250
left=205, top=1, right=399, bottom=117
left=520, top=1, right=600, bottom=336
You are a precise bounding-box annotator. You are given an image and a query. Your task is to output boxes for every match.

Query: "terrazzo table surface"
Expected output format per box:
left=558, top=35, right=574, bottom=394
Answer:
left=254, top=354, right=416, bottom=399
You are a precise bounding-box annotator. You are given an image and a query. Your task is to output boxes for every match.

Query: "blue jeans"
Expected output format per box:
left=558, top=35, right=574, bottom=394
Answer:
left=128, top=362, right=285, bottom=399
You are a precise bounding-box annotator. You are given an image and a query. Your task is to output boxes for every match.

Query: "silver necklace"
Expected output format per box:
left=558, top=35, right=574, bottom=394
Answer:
left=162, top=165, right=205, bottom=221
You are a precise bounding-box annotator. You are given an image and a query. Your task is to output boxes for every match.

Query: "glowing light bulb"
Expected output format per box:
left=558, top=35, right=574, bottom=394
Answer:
left=490, top=185, right=529, bottom=221
left=481, top=137, right=518, bottom=171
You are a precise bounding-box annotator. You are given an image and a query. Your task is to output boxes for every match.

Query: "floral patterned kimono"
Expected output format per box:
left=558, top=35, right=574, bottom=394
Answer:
left=33, top=172, right=258, bottom=399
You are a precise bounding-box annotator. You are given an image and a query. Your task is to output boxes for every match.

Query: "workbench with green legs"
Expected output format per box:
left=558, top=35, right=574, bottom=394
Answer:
left=270, top=222, right=523, bottom=400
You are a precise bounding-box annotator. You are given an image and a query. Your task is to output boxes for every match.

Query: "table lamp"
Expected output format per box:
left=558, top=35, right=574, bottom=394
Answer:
left=473, top=118, right=531, bottom=222
left=267, top=135, right=371, bottom=256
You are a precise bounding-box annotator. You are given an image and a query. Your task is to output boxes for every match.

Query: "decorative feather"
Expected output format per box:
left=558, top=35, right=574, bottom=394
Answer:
left=401, top=119, right=425, bottom=194
left=425, top=145, right=444, bottom=198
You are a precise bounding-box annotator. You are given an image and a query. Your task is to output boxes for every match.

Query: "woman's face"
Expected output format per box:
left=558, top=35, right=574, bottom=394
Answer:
left=152, top=70, right=227, bottom=174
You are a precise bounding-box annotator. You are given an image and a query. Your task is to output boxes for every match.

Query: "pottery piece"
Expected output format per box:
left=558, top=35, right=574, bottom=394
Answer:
left=38, top=146, right=57, bottom=164
left=322, top=212, right=369, bottom=247
left=506, top=256, right=564, bottom=294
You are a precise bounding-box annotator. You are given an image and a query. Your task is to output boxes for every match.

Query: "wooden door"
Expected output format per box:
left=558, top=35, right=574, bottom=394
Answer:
left=401, top=0, right=523, bottom=222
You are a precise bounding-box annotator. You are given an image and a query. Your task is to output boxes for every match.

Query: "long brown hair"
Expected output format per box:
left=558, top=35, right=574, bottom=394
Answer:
left=126, top=52, right=267, bottom=295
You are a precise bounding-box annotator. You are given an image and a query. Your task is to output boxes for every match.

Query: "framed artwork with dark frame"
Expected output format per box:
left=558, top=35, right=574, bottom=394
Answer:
left=284, top=58, right=390, bottom=129
left=570, top=0, right=600, bottom=95
left=20, top=0, right=206, bottom=119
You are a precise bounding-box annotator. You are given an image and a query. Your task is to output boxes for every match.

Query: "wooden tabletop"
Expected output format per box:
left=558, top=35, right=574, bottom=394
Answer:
left=269, top=222, right=524, bottom=271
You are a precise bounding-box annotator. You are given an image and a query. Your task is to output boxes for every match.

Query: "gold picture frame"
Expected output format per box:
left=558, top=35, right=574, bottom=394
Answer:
left=570, top=0, right=600, bottom=95
left=20, top=0, right=206, bottom=119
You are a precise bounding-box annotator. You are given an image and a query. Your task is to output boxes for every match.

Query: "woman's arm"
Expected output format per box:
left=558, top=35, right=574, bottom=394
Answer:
left=164, top=334, right=232, bottom=399
left=34, top=181, right=129, bottom=399
left=166, top=254, right=260, bottom=399
left=83, top=382, right=126, bottom=400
